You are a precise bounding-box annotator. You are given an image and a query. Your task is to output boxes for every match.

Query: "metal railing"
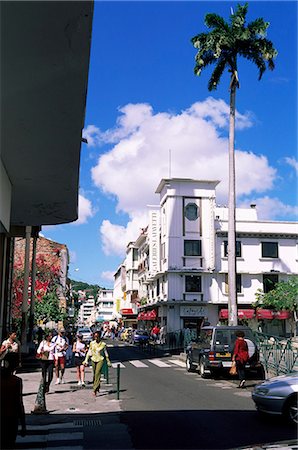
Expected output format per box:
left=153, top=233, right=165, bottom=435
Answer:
left=253, top=331, right=298, bottom=376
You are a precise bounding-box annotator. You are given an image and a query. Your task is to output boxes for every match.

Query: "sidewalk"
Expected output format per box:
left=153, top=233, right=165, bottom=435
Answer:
left=16, top=365, right=134, bottom=449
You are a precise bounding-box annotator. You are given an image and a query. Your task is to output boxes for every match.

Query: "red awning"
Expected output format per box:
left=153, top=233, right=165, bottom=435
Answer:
left=275, top=310, right=291, bottom=320
left=219, top=309, right=229, bottom=319
left=147, top=310, right=157, bottom=320
left=256, top=309, right=275, bottom=320
left=219, top=309, right=255, bottom=319
left=238, top=309, right=255, bottom=319
left=121, top=308, right=134, bottom=315
left=137, top=312, right=145, bottom=320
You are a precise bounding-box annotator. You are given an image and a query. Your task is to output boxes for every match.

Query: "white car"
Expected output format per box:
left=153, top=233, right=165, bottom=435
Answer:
left=77, top=327, right=93, bottom=343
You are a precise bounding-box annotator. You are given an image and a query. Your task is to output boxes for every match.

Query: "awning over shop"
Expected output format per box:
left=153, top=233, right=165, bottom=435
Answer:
left=274, top=310, right=291, bottom=320
left=137, top=309, right=157, bottom=321
left=219, top=309, right=255, bottom=319
left=120, top=308, right=134, bottom=316
left=256, top=309, right=275, bottom=320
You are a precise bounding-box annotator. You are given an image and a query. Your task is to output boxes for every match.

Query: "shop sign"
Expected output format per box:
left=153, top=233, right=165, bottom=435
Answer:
left=180, top=306, right=207, bottom=317
left=149, top=209, right=160, bottom=275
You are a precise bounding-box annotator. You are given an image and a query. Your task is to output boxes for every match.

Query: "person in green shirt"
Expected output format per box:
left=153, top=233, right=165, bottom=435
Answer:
left=83, top=331, right=111, bottom=396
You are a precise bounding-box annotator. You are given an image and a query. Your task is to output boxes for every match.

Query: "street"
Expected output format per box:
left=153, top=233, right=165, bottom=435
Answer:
left=17, top=340, right=296, bottom=450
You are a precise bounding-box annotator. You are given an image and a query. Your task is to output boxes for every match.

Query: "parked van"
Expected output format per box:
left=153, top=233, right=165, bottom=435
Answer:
left=186, top=325, right=265, bottom=379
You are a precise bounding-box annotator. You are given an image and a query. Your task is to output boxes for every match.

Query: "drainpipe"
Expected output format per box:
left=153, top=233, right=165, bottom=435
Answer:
left=21, top=226, right=31, bottom=352
left=28, top=234, right=37, bottom=343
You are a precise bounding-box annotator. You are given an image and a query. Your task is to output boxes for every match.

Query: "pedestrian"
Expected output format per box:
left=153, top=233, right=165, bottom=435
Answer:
left=0, top=353, right=26, bottom=449
left=73, top=334, right=87, bottom=386
left=52, top=328, right=69, bottom=384
left=65, top=331, right=74, bottom=366
left=1, top=329, right=21, bottom=369
left=151, top=324, right=160, bottom=342
left=36, top=331, right=55, bottom=393
left=83, top=331, right=111, bottom=396
left=232, top=330, right=249, bottom=388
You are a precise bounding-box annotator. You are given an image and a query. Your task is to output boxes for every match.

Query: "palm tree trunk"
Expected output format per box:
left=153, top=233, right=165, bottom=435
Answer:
left=228, top=79, right=238, bottom=326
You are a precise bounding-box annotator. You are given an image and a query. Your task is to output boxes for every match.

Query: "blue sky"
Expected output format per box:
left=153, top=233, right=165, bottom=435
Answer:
left=44, top=1, right=297, bottom=287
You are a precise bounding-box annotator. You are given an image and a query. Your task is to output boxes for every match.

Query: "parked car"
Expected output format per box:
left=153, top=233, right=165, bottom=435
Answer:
left=77, top=327, right=93, bottom=344
left=186, top=325, right=264, bottom=379
left=131, top=329, right=150, bottom=345
left=252, top=372, right=298, bottom=425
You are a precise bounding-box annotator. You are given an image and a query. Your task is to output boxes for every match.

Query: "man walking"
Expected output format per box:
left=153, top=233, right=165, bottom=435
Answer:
left=52, top=328, right=68, bottom=384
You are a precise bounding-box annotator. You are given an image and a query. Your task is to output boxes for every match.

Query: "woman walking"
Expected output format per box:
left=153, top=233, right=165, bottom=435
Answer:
left=232, top=330, right=249, bottom=388
left=36, top=331, right=55, bottom=393
left=1, top=330, right=21, bottom=369
left=73, top=334, right=87, bottom=386
left=83, top=332, right=111, bottom=396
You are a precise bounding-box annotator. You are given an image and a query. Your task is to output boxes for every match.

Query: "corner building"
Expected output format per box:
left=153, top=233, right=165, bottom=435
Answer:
left=135, top=178, right=297, bottom=337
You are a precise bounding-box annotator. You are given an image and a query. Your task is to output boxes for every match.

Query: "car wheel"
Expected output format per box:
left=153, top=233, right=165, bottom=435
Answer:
left=186, top=355, right=195, bottom=372
left=284, top=395, right=298, bottom=425
left=199, top=358, right=208, bottom=378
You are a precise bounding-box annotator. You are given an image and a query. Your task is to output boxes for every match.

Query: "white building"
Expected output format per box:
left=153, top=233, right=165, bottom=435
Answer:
left=79, top=296, right=96, bottom=325
left=133, top=178, right=297, bottom=337
left=96, top=288, right=114, bottom=323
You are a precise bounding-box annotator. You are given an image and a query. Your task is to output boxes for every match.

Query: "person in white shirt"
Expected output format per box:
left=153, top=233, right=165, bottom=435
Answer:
left=1, top=330, right=21, bottom=369
left=51, top=328, right=68, bottom=384
left=72, top=334, right=87, bottom=386
left=36, top=331, right=55, bottom=393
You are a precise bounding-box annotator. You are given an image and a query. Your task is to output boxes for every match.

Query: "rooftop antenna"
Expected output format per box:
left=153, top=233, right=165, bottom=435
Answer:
left=169, top=148, right=172, bottom=178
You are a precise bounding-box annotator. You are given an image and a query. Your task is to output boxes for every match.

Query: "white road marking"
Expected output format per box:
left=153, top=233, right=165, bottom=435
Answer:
left=148, top=359, right=172, bottom=367
left=112, top=362, right=126, bottom=368
left=129, top=360, right=149, bottom=367
left=168, top=359, right=186, bottom=367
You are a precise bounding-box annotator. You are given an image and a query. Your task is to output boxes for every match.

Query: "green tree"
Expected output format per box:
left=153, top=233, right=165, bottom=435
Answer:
left=191, top=3, right=277, bottom=325
left=34, top=291, right=66, bottom=324
left=255, top=276, right=298, bottom=336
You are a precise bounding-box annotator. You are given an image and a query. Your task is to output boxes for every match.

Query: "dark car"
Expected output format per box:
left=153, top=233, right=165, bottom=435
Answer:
left=131, top=329, right=150, bottom=345
left=186, top=325, right=264, bottom=379
left=252, top=372, right=298, bottom=425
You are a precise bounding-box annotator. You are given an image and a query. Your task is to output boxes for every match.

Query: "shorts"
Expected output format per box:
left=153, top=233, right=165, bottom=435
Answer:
left=75, top=356, right=85, bottom=367
left=54, top=356, right=65, bottom=367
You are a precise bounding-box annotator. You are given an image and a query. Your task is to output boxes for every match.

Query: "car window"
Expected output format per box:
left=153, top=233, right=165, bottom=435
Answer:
left=200, top=330, right=212, bottom=345
left=215, top=330, right=230, bottom=345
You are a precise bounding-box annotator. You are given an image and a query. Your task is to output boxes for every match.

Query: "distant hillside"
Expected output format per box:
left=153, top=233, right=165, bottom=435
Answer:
left=69, top=279, right=102, bottom=299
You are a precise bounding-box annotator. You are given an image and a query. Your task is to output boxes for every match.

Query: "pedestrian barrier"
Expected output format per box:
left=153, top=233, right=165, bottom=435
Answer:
left=253, top=331, right=298, bottom=376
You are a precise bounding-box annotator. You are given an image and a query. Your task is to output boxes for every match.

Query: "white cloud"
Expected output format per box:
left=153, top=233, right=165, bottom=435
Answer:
left=101, top=271, right=116, bottom=282
left=73, top=194, right=95, bottom=225
left=285, top=157, right=298, bottom=175
left=239, top=196, right=298, bottom=220
left=82, top=125, right=102, bottom=147
left=100, top=213, right=148, bottom=256
left=89, top=99, right=279, bottom=256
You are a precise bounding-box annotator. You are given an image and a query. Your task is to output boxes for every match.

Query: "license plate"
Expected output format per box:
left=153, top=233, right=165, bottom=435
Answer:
left=216, top=352, right=231, bottom=357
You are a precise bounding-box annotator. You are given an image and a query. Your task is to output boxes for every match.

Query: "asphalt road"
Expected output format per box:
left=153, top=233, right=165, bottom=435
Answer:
left=106, top=341, right=296, bottom=450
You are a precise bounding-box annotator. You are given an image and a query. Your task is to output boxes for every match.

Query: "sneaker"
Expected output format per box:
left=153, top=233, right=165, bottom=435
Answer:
left=81, top=381, right=85, bottom=387
left=77, top=381, right=81, bottom=386
left=60, top=378, right=65, bottom=384
left=55, top=378, right=60, bottom=385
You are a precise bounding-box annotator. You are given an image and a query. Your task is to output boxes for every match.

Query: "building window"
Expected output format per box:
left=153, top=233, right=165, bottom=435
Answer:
left=185, top=275, right=201, bottom=292
left=184, top=203, right=199, bottom=221
left=224, top=274, right=242, bottom=294
left=224, top=241, right=241, bottom=258
left=133, top=248, right=138, bottom=261
left=161, top=242, right=165, bottom=260
left=261, top=242, right=278, bottom=258
left=263, top=274, right=278, bottom=293
left=184, top=240, right=201, bottom=256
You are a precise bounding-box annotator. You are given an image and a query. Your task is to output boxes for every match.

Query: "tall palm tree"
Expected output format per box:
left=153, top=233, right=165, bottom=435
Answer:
left=191, top=3, right=277, bottom=326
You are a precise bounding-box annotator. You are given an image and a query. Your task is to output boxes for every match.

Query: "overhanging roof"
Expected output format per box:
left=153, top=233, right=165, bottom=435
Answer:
left=1, top=1, right=93, bottom=226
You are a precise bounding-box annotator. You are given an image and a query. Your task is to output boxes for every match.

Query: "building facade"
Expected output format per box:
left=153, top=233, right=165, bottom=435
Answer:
left=132, top=179, right=297, bottom=337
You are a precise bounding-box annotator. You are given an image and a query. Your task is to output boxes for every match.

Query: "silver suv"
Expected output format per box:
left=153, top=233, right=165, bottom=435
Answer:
left=186, top=325, right=264, bottom=379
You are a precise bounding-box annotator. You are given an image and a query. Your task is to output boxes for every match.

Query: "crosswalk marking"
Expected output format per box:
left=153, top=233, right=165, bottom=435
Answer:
left=168, top=359, right=186, bottom=367
left=148, top=359, right=172, bottom=367
left=111, top=362, right=126, bottom=368
left=16, top=421, right=83, bottom=450
left=129, top=360, right=149, bottom=367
